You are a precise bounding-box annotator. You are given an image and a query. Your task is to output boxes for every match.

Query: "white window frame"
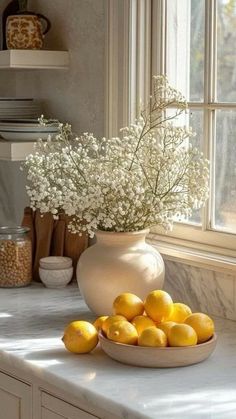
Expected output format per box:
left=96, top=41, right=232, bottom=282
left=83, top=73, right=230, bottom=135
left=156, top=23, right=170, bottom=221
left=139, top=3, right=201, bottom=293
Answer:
left=151, top=0, right=236, bottom=259
left=105, top=0, right=236, bottom=268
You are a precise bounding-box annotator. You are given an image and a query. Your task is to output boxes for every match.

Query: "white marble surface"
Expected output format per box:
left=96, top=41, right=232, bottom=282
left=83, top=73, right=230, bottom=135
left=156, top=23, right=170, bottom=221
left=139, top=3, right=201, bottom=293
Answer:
left=164, top=260, right=236, bottom=321
left=0, top=283, right=236, bottom=419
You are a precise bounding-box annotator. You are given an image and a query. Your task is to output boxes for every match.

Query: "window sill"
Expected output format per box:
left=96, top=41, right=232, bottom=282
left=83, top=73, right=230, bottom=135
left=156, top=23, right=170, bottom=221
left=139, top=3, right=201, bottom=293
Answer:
left=148, top=233, right=236, bottom=275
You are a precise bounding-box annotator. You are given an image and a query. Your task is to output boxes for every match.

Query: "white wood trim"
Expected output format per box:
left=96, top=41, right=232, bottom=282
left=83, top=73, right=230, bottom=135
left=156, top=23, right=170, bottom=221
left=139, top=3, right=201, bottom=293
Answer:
left=129, top=0, right=138, bottom=124
left=41, top=391, right=97, bottom=418
left=151, top=223, right=236, bottom=256
left=183, top=102, right=236, bottom=109
left=136, top=0, right=152, bottom=116
left=0, top=371, right=32, bottom=419
left=105, top=0, right=131, bottom=137
left=0, top=361, right=121, bottom=419
left=122, top=0, right=131, bottom=128
left=148, top=236, right=236, bottom=274
left=152, top=0, right=166, bottom=76
left=206, top=0, right=217, bottom=232
left=105, top=0, right=152, bottom=137
left=105, top=0, right=119, bottom=138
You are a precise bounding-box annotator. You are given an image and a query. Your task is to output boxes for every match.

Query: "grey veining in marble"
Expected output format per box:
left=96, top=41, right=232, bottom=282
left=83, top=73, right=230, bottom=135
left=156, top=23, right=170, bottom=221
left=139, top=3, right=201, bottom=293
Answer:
left=164, top=260, right=236, bottom=321
left=0, top=283, right=236, bottom=418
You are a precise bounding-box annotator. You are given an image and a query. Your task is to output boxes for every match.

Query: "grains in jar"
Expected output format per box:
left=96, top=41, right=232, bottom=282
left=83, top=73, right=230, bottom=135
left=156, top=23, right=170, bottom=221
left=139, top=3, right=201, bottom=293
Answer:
left=0, top=226, right=32, bottom=287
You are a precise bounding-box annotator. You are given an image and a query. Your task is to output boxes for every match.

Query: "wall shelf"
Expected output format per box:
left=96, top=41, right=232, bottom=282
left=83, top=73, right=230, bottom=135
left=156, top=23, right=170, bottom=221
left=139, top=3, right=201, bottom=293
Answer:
left=0, top=141, right=35, bottom=161
left=0, top=50, right=69, bottom=69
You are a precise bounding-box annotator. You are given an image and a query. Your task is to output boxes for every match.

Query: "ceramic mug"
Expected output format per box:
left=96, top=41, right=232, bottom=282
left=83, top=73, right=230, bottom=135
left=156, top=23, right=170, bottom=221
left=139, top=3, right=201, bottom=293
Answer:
left=6, top=13, right=51, bottom=50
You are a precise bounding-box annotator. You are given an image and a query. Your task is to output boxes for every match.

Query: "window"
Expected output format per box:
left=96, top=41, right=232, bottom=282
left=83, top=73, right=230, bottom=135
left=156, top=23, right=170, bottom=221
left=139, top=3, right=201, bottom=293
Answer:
left=151, top=0, right=236, bottom=255
left=105, top=0, right=236, bottom=256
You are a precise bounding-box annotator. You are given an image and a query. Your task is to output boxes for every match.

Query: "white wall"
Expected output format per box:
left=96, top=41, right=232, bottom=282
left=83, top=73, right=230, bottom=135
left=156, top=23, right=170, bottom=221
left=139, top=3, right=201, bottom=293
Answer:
left=0, top=0, right=106, bottom=226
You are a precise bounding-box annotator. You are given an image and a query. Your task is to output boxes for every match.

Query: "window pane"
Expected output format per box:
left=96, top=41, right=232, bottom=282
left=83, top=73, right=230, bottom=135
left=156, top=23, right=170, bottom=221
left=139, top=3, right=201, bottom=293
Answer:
left=166, top=0, right=205, bottom=102
left=187, top=109, right=204, bottom=225
left=190, top=0, right=205, bottom=101
left=217, top=0, right=236, bottom=102
left=213, top=110, right=236, bottom=233
left=172, top=109, right=204, bottom=226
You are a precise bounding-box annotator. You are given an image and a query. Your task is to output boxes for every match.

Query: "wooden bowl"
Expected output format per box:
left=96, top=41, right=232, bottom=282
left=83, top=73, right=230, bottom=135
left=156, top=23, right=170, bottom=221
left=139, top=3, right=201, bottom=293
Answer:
left=98, top=332, right=217, bottom=368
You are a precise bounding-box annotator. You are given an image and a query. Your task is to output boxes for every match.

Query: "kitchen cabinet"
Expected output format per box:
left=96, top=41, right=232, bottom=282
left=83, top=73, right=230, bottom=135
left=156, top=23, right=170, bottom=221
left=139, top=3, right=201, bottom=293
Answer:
left=41, top=391, right=98, bottom=419
left=0, top=368, right=100, bottom=419
left=0, top=371, right=31, bottom=419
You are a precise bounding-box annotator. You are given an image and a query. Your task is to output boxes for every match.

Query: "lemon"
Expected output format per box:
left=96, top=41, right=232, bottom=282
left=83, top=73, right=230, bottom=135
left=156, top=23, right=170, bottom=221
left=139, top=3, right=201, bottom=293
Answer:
left=62, top=321, right=98, bottom=354
left=113, top=292, right=144, bottom=321
left=93, top=316, right=108, bottom=331
left=131, top=315, right=156, bottom=336
left=144, top=290, right=173, bottom=322
left=107, top=320, right=138, bottom=345
left=184, top=313, right=215, bottom=343
left=138, top=326, right=167, bottom=347
left=168, top=324, right=197, bottom=347
left=102, top=315, right=127, bottom=335
left=156, top=321, right=176, bottom=339
left=167, top=303, right=192, bottom=323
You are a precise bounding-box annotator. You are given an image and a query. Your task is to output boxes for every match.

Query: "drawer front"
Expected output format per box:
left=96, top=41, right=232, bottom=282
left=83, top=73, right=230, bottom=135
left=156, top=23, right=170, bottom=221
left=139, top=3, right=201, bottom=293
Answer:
left=0, top=371, right=31, bottom=419
left=41, top=391, right=98, bottom=419
left=42, top=406, right=66, bottom=419
left=0, top=387, right=21, bottom=419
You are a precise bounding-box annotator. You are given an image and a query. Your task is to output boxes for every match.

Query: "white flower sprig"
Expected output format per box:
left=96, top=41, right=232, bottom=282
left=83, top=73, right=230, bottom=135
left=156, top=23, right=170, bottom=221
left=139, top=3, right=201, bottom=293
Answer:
left=24, top=75, right=209, bottom=237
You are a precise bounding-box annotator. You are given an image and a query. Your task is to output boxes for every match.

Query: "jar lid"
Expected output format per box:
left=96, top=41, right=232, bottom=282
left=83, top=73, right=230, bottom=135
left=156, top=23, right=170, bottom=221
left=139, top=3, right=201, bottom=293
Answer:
left=0, top=226, right=30, bottom=235
left=39, top=256, right=72, bottom=270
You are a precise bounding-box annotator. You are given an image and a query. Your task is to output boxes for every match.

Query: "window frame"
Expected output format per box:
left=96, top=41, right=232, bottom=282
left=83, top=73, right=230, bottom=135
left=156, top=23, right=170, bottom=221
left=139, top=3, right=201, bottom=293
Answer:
left=152, top=0, right=236, bottom=255
left=105, top=0, right=236, bottom=259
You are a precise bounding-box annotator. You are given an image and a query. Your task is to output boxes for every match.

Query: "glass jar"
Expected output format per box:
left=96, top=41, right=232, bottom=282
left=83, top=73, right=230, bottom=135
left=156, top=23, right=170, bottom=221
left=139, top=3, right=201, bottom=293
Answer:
left=0, top=226, right=32, bottom=287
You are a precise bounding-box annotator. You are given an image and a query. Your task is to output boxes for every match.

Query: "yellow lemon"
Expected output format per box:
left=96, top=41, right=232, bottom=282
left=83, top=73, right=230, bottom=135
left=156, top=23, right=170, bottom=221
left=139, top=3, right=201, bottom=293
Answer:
left=138, top=326, right=167, bottom=347
left=62, top=321, right=98, bottom=354
left=107, top=320, right=138, bottom=345
left=102, top=315, right=127, bottom=336
left=144, top=290, right=173, bottom=322
left=167, top=303, right=192, bottom=323
left=131, top=315, right=156, bottom=336
left=93, top=316, right=108, bottom=331
left=168, top=324, right=197, bottom=347
left=113, top=292, right=144, bottom=321
left=156, top=321, right=176, bottom=339
left=184, top=313, right=215, bottom=343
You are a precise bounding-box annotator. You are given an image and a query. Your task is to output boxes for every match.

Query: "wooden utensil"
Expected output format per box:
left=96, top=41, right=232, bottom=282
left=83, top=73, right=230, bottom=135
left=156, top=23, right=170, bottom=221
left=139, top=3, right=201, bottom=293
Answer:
left=33, top=210, right=54, bottom=281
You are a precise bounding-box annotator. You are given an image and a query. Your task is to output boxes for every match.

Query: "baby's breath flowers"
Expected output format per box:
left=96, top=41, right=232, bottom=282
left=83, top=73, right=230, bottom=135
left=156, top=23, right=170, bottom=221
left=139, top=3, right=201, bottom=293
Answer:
left=24, top=75, right=209, bottom=237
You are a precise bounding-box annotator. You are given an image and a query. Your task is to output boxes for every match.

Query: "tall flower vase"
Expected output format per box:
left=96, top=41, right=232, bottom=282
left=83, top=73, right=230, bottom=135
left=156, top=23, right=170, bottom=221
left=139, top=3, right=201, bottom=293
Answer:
left=76, top=229, right=165, bottom=315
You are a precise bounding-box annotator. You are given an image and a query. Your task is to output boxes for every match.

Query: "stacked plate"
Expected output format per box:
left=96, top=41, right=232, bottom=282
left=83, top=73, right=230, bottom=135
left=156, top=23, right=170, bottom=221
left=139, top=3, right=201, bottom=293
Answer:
left=0, top=98, right=42, bottom=120
left=0, top=120, right=59, bottom=141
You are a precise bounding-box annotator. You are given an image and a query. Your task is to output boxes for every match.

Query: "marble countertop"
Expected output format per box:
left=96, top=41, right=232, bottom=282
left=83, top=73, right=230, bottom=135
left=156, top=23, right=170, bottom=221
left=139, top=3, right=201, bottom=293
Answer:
left=0, top=283, right=236, bottom=419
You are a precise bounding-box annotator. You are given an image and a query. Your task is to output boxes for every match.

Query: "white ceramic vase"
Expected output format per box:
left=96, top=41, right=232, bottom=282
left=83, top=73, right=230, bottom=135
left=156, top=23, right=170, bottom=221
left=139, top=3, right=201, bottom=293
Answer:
left=76, top=229, right=165, bottom=316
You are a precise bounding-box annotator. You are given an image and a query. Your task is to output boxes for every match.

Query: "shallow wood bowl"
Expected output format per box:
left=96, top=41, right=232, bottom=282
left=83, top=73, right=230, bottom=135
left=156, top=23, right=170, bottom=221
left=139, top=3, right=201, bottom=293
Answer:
left=98, top=332, right=217, bottom=368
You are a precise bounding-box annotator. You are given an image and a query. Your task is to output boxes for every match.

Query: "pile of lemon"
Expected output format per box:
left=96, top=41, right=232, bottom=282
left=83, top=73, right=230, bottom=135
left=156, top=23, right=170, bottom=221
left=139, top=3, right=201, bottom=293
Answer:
left=62, top=290, right=215, bottom=354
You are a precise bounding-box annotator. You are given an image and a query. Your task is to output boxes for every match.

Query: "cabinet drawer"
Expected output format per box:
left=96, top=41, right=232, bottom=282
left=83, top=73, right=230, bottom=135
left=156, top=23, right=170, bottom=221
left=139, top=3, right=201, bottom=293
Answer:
left=41, top=391, right=98, bottom=419
left=0, top=371, right=31, bottom=419
left=42, top=406, right=65, bottom=419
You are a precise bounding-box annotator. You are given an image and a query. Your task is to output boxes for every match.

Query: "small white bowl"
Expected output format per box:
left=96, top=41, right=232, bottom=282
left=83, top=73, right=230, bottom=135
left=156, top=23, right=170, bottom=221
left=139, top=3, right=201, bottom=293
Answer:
left=39, top=266, right=73, bottom=288
left=39, top=256, right=72, bottom=270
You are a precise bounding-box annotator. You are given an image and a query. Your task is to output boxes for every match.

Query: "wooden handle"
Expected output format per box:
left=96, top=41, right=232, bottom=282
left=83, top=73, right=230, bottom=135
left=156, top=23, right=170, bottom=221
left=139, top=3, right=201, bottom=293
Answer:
left=33, top=211, right=54, bottom=281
